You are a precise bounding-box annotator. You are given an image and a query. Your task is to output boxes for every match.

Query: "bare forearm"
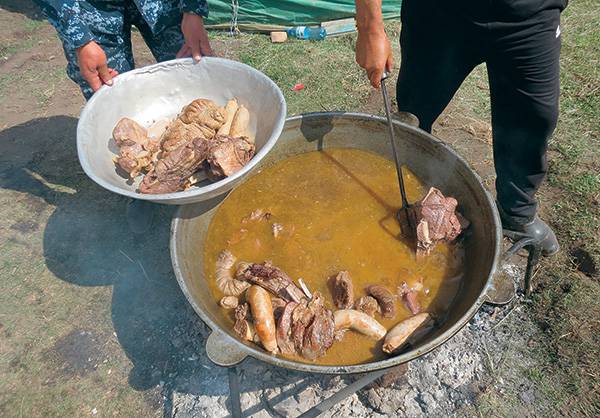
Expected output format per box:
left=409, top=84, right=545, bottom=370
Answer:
left=355, top=0, right=385, bottom=33
left=354, top=0, right=392, bottom=88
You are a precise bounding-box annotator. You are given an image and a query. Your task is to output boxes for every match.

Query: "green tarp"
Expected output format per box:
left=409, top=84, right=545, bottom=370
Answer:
left=205, top=1, right=401, bottom=30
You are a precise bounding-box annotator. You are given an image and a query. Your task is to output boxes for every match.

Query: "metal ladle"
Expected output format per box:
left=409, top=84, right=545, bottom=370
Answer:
left=380, top=72, right=416, bottom=238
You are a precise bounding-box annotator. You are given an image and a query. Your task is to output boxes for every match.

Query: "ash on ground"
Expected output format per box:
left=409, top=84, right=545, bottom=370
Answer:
left=167, top=261, right=547, bottom=418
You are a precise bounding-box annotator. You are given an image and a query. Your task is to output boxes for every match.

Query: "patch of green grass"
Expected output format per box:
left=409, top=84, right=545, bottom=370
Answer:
left=530, top=2, right=600, bottom=393
left=528, top=269, right=600, bottom=416
left=22, top=18, right=45, bottom=32
left=456, top=64, right=492, bottom=120
left=212, top=31, right=375, bottom=115
left=544, top=0, right=600, bottom=251
left=445, top=0, right=600, bottom=414
left=0, top=15, right=46, bottom=60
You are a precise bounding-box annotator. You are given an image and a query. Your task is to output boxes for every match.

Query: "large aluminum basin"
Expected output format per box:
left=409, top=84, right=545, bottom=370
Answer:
left=77, top=57, right=286, bottom=204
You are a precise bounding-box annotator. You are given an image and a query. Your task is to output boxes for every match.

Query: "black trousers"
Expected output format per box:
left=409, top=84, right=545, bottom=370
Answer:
left=396, top=0, right=561, bottom=223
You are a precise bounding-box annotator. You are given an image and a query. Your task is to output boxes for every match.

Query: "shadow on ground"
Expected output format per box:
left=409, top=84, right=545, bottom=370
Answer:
left=0, top=116, right=311, bottom=416
left=0, top=0, right=43, bottom=20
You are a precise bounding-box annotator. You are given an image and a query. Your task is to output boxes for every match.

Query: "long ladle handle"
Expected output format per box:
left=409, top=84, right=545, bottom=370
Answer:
left=380, top=72, right=410, bottom=210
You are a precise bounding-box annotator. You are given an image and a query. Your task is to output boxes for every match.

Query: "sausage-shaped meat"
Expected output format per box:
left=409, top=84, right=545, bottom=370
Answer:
left=229, top=105, right=252, bottom=141
left=247, top=285, right=278, bottom=353
left=333, top=309, right=386, bottom=340
left=366, top=285, right=397, bottom=318
left=217, top=98, right=239, bottom=136
left=382, top=313, right=431, bottom=354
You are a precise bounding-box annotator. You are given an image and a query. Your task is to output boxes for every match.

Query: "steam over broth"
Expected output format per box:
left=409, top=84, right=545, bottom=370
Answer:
left=204, top=148, right=464, bottom=365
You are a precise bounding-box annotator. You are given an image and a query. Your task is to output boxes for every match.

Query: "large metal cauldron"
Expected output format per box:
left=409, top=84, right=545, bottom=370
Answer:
left=171, top=112, right=503, bottom=374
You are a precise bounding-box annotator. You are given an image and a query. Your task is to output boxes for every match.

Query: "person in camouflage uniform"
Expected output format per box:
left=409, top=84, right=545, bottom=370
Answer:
left=34, top=1, right=213, bottom=233
left=34, top=0, right=211, bottom=99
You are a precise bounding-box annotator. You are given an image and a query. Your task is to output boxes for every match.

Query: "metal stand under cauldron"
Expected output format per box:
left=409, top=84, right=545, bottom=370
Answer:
left=227, top=365, right=390, bottom=418
left=502, top=232, right=543, bottom=298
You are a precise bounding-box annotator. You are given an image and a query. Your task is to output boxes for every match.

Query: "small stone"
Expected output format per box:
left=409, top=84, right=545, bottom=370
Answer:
left=519, top=388, right=535, bottom=405
left=91, top=408, right=97, bottom=415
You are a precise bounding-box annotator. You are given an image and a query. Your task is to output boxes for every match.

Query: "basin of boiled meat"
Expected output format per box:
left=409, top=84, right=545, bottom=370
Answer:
left=204, top=148, right=469, bottom=365
left=111, top=98, right=255, bottom=194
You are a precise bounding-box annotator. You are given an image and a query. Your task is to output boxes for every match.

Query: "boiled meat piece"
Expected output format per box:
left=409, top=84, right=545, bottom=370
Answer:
left=112, top=118, right=159, bottom=178
left=112, top=117, right=148, bottom=146
left=330, top=271, right=354, bottom=310
left=276, top=301, right=298, bottom=355
left=219, top=296, right=238, bottom=309
left=354, top=295, right=381, bottom=317
left=213, top=250, right=250, bottom=296
left=229, top=105, right=253, bottom=142
left=114, top=141, right=158, bottom=178
left=301, top=305, right=335, bottom=360
left=289, top=292, right=335, bottom=360
left=366, top=285, right=397, bottom=319
left=160, top=99, right=226, bottom=153
left=413, top=187, right=465, bottom=256
left=291, top=299, right=313, bottom=353
left=139, top=137, right=210, bottom=194
left=233, top=303, right=254, bottom=341
left=217, top=98, right=239, bottom=136
left=399, top=282, right=421, bottom=315
left=271, top=297, right=287, bottom=321
left=207, top=135, right=255, bottom=178
left=236, top=261, right=305, bottom=303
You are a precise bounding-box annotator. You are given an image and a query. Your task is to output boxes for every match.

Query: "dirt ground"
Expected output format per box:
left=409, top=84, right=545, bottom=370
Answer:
left=1, top=1, right=598, bottom=417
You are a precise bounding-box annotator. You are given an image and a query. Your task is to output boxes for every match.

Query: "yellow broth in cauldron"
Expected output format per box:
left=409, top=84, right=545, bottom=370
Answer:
left=204, top=148, right=464, bottom=365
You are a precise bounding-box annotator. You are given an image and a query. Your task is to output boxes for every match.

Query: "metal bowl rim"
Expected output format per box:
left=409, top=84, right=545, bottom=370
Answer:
left=171, top=111, right=503, bottom=374
left=77, top=57, right=287, bottom=202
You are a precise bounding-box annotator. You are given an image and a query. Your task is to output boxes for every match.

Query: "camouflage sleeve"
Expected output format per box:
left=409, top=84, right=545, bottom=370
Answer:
left=33, top=0, right=94, bottom=50
left=180, top=0, right=209, bottom=18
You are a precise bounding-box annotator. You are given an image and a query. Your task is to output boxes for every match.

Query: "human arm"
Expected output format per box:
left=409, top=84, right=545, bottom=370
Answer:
left=355, top=0, right=393, bottom=88
left=33, top=0, right=117, bottom=92
left=177, top=1, right=213, bottom=61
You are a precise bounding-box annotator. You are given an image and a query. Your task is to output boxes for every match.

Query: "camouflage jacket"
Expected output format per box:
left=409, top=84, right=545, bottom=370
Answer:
left=34, top=0, right=208, bottom=50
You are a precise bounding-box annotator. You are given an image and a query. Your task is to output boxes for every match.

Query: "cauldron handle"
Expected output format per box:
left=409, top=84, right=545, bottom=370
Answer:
left=484, top=235, right=543, bottom=305
left=484, top=268, right=517, bottom=306
left=205, top=330, right=248, bottom=367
